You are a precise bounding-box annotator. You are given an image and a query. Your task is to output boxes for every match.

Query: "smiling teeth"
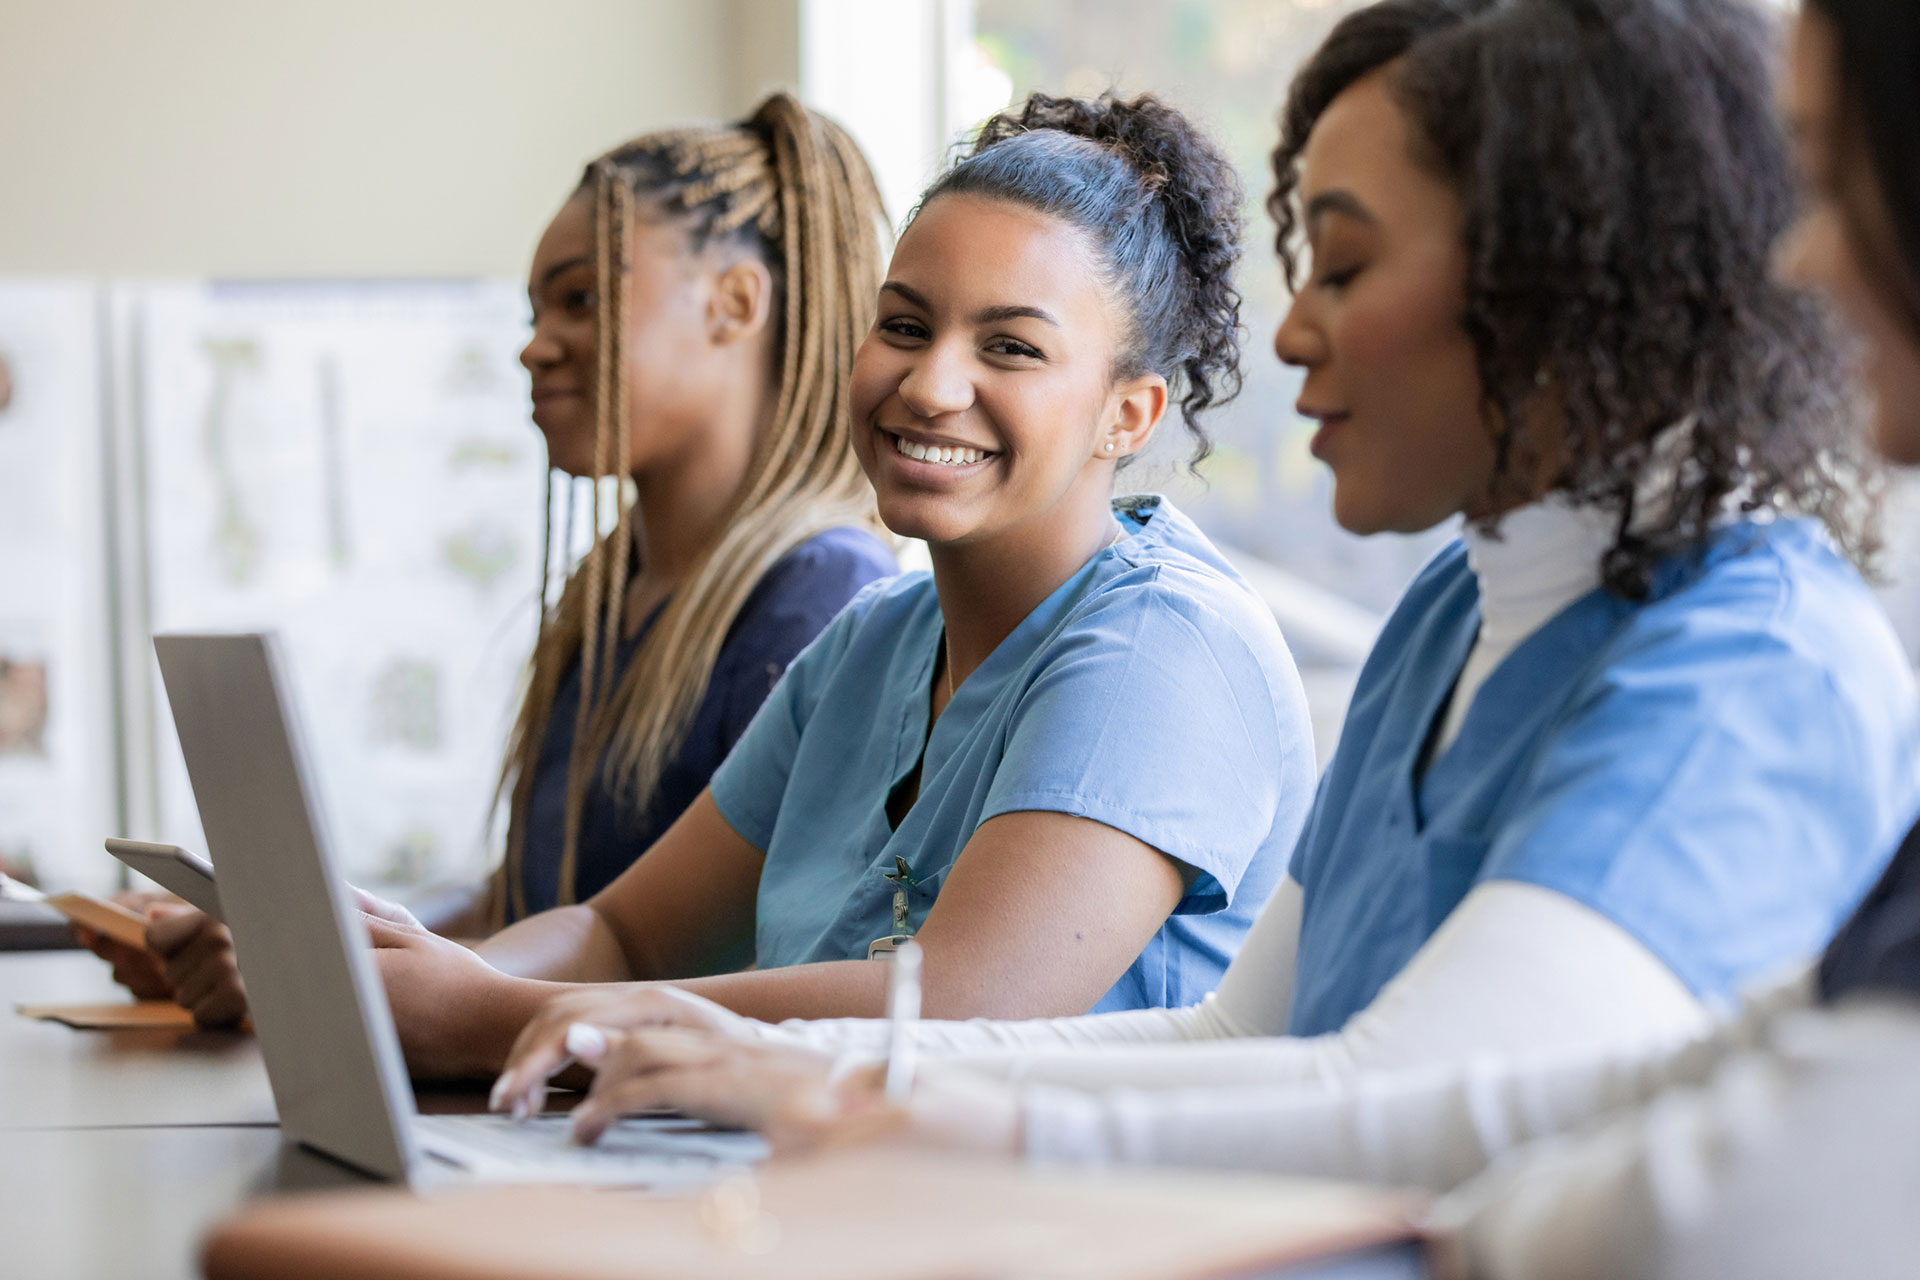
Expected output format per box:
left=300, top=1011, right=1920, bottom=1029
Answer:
left=893, top=434, right=986, bottom=466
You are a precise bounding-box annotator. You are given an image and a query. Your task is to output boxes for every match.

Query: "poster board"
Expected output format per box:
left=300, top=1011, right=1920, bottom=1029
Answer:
left=0, top=281, right=119, bottom=894
left=125, top=280, right=546, bottom=887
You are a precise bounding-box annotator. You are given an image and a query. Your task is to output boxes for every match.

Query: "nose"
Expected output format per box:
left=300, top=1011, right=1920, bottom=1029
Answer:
left=896, top=340, right=975, bottom=420
left=1272, top=292, right=1325, bottom=371
left=520, top=318, right=563, bottom=374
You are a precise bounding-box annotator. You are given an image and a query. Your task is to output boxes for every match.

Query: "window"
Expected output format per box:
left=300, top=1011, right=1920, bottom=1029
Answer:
left=963, top=0, right=1443, bottom=755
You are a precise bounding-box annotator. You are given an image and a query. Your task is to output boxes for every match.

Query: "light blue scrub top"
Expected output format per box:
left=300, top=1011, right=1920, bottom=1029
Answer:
left=710, top=496, right=1313, bottom=1012
left=1287, top=517, right=1920, bottom=1036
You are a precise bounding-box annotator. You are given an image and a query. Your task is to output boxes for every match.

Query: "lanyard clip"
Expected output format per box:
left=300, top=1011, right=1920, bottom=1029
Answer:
left=883, top=856, right=920, bottom=933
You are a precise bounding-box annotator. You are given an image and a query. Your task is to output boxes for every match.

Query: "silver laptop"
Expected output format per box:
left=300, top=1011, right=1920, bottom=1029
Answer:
left=154, top=630, right=766, bottom=1186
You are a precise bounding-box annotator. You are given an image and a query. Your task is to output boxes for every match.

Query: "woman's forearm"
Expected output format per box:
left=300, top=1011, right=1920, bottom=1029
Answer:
left=474, top=903, right=638, bottom=983
left=666, top=958, right=894, bottom=1022
left=741, top=877, right=1308, bottom=1060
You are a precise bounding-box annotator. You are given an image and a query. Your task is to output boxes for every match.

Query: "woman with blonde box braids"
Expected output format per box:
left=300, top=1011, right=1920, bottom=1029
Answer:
left=496, top=94, right=897, bottom=927
left=86, top=92, right=898, bottom=1022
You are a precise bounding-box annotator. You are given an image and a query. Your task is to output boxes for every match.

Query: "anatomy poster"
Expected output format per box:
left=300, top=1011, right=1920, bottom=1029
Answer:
left=130, top=281, right=546, bottom=887
left=0, top=282, right=118, bottom=893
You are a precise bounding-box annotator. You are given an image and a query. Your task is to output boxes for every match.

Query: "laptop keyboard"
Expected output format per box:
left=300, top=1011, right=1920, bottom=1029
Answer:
left=413, top=1113, right=767, bottom=1184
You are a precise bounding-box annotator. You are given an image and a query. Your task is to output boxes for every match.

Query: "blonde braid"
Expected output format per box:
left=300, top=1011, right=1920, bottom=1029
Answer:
left=567, top=309, right=636, bottom=903
left=498, top=93, right=889, bottom=913
left=587, top=97, right=884, bottom=831
left=597, top=182, right=638, bottom=706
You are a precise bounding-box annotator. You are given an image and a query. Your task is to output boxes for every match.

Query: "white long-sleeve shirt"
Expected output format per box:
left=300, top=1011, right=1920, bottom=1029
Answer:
left=766, top=878, right=1707, bottom=1098
left=751, top=499, right=1712, bottom=1147
left=1431, top=980, right=1920, bottom=1280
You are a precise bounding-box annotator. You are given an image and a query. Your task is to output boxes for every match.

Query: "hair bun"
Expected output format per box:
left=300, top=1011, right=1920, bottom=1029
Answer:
left=950, top=91, right=1246, bottom=460
left=981, top=92, right=1180, bottom=184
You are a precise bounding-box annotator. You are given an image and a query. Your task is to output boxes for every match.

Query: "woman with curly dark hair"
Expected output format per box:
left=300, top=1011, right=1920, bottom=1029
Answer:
left=496, top=0, right=1920, bottom=1171
left=365, top=91, right=1315, bottom=1086
left=1423, top=4, right=1920, bottom=1273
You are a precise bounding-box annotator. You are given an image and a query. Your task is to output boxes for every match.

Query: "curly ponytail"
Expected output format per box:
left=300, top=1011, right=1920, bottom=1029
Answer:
left=918, top=91, right=1246, bottom=463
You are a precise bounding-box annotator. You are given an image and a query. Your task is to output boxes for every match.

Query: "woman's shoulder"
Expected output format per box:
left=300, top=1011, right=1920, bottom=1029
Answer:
left=731, top=527, right=898, bottom=623
left=1073, top=497, right=1298, bottom=665
left=755, top=525, right=899, bottom=598
left=1109, top=496, right=1464, bottom=633
left=715, top=526, right=905, bottom=670
left=1624, top=517, right=1903, bottom=678
left=1123, top=498, right=1472, bottom=648
left=786, top=563, right=938, bottom=649
left=1571, top=518, right=1916, bottom=765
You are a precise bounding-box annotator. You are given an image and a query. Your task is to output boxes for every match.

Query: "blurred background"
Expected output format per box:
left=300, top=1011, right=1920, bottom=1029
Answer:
left=1, top=0, right=1911, bottom=896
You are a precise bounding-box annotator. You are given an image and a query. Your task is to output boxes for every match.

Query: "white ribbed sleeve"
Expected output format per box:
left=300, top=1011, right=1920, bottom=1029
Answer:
left=1433, top=982, right=1920, bottom=1280
left=985, top=881, right=1704, bottom=1100
left=1016, top=969, right=1805, bottom=1189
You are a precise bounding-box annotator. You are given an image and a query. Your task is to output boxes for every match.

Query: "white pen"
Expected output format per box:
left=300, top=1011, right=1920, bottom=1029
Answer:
left=883, top=938, right=923, bottom=1104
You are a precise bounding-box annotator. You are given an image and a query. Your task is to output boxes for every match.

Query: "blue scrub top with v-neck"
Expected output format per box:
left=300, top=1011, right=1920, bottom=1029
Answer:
left=708, top=496, right=1314, bottom=1013
left=1286, top=517, right=1920, bottom=1037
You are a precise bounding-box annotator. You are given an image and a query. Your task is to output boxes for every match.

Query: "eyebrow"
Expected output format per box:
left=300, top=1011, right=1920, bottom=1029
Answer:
left=1303, top=190, right=1378, bottom=231
left=536, top=255, right=592, bottom=289
left=881, top=281, right=1061, bottom=328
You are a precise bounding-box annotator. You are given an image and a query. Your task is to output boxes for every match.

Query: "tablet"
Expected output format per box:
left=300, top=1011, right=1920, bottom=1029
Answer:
left=105, top=838, right=223, bottom=921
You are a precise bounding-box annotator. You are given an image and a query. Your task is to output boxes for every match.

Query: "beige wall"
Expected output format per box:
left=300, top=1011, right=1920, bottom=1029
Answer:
left=0, top=0, right=801, bottom=277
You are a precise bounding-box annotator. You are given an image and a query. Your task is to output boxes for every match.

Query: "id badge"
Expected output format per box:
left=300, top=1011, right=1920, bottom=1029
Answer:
left=871, top=858, right=922, bottom=959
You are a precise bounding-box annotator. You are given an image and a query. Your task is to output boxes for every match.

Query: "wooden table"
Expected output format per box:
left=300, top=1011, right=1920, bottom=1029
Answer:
left=2, top=1125, right=365, bottom=1280
left=2, top=951, right=277, bottom=1130
left=0, top=951, right=368, bottom=1279
left=2, top=954, right=1429, bottom=1280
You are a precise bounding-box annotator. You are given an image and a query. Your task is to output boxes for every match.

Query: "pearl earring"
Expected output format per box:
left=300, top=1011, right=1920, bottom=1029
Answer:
left=1104, top=441, right=1116, bottom=454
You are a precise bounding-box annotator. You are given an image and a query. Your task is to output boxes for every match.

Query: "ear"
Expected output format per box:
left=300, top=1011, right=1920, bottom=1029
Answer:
left=706, top=257, right=775, bottom=346
left=1095, top=372, right=1169, bottom=462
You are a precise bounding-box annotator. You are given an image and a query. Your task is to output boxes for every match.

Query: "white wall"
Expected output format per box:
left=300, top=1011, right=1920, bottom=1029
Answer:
left=0, top=0, right=802, bottom=277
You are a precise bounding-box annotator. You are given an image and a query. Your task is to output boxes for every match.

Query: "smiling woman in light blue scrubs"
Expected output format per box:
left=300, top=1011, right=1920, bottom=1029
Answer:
left=721, top=493, right=1294, bottom=1013
left=491, top=0, right=1920, bottom=1159
left=366, top=91, right=1317, bottom=1086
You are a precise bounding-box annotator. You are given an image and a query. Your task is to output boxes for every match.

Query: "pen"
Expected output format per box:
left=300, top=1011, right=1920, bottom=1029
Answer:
left=883, top=938, right=922, bottom=1103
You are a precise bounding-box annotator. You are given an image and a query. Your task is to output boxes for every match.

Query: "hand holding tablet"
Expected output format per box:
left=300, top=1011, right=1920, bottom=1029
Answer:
left=105, top=839, right=222, bottom=921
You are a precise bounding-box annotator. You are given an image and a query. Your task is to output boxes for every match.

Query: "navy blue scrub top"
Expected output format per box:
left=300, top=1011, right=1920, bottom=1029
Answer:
left=1286, top=518, right=1920, bottom=1035
left=1821, top=814, right=1920, bottom=1002
left=513, top=526, right=897, bottom=918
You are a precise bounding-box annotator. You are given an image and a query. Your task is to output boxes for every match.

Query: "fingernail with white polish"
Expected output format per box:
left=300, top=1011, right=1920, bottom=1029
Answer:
left=565, top=1022, right=608, bottom=1062
left=511, top=1096, right=530, bottom=1122
left=488, top=1077, right=510, bottom=1112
